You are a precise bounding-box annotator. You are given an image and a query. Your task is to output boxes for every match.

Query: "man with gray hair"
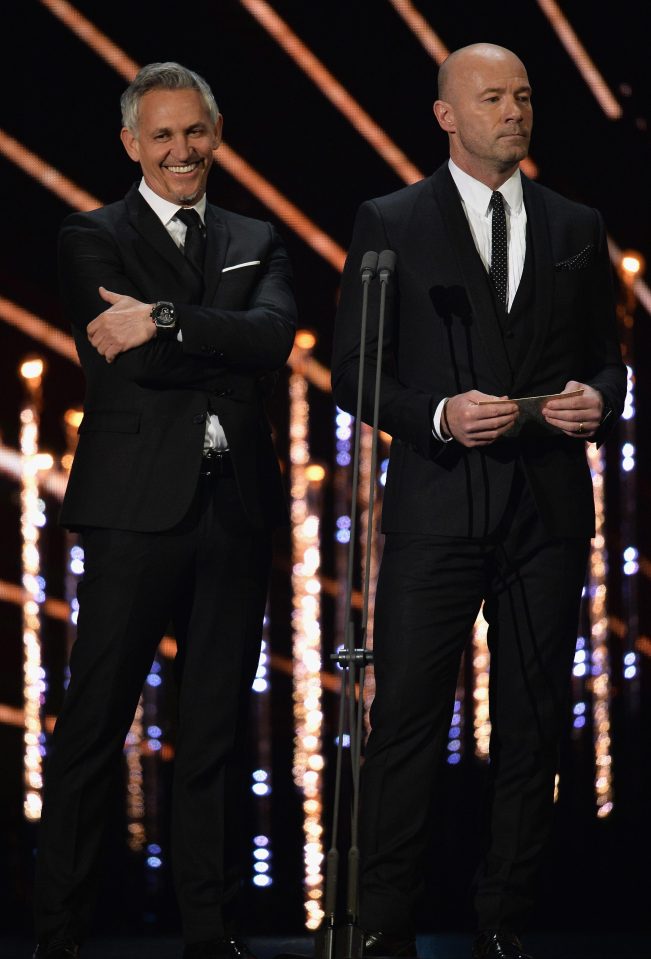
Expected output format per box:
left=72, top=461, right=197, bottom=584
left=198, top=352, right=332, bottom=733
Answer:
left=33, top=62, right=296, bottom=959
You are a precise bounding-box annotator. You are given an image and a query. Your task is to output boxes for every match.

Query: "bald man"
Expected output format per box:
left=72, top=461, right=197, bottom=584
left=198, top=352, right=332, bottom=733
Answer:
left=332, top=44, right=625, bottom=959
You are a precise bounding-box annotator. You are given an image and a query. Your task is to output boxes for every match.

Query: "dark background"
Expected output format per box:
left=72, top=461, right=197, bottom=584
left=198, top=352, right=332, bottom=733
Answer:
left=1, top=0, right=650, bottom=944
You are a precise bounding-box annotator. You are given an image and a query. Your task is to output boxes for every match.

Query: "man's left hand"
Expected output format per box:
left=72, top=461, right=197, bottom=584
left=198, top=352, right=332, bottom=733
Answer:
left=87, top=286, right=155, bottom=363
left=542, top=380, right=603, bottom=439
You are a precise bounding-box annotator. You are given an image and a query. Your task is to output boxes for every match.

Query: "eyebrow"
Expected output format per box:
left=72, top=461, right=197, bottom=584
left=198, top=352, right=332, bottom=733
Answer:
left=480, top=84, right=532, bottom=96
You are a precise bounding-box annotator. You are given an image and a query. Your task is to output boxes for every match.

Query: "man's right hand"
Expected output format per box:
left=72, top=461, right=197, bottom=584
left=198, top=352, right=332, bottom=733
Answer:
left=442, top=390, right=518, bottom=447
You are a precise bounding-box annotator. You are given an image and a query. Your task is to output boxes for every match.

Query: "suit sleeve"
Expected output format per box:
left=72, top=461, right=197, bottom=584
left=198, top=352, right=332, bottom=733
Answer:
left=582, top=209, right=627, bottom=445
left=331, top=200, right=445, bottom=458
left=175, top=222, right=297, bottom=371
left=58, top=215, right=296, bottom=390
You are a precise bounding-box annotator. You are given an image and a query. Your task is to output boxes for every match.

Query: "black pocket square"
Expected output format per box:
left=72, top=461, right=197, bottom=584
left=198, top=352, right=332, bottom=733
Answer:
left=555, top=244, right=594, bottom=270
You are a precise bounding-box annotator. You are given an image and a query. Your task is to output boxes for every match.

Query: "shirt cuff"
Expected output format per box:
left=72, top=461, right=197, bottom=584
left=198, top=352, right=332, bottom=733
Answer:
left=433, top=398, right=453, bottom=443
left=177, top=329, right=183, bottom=343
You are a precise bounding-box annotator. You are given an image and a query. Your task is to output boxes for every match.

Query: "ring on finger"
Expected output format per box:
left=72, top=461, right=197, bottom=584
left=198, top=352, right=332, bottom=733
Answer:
left=577, top=422, right=584, bottom=434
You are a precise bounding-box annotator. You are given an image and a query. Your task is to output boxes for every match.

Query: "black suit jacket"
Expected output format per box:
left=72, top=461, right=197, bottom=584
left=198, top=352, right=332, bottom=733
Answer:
left=332, top=164, right=626, bottom=539
left=60, top=183, right=297, bottom=532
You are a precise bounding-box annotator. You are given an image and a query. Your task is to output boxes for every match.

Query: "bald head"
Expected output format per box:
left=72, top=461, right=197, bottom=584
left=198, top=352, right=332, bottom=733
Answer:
left=433, top=43, right=532, bottom=188
left=437, top=44, right=527, bottom=102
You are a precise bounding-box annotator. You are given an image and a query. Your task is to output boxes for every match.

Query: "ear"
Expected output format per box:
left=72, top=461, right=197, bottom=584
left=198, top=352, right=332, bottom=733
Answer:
left=120, top=126, right=140, bottom=162
left=212, top=113, right=224, bottom=152
left=433, top=99, right=455, bottom=133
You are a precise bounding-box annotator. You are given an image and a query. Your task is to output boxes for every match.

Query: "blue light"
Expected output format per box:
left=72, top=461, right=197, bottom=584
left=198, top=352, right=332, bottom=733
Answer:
left=336, top=516, right=352, bottom=529
left=574, top=650, right=586, bottom=663
left=334, top=734, right=351, bottom=747
left=254, top=848, right=271, bottom=861
left=336, top=452, right=351, bottom=467
left=253, top=874, right=272, bottom=887
left=447, top=740, right=461, bottom=752
left=624, top=652, right=636, bottom=666
left=252, top=678, right=268, bottom=693
left=150, top=660, right=162, bottom=673
left=147, top=725, right=162, bottom=738
left=573, top=702, right=586, bottom=715
left=148, top=739, right=161, bottom=751
left=573, top=716, right=586, bottom=729
left=254, top=835, right=269, bottom=847
left=624, top=666, right=637, bottom=680
left=623, top=561, right=639, bottom=576
left=70, top=558, right=84, bottom=575
left=253, top=769, right=268, bottom=782
left=146, top=674, right=162, bottom=687
left=573, top=664, right=587, bottom=678
left=447, top=753, right=461, bottom=765
left=576, top=636, right=585, bottom=649
left=336, top=426, right=352, bottom=441
left=148, top=843, right=162, bottom=854
left=623, top=546, right=638, bottom=562
left=252, top=783, right=270, bottom=796
left=622, top=458, right=635, bottom=472
left=254, top=861, right=270, bottom=873
left=146, top=856, right=162, bottom=869
left=622, top=443, right=635, bottom=457
left=336, top=530, right=351, bottom=544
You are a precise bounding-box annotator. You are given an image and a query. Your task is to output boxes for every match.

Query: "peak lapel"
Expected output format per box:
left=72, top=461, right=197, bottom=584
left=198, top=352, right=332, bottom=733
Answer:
left=432, top=169, right=513, bottom=391
left=511, top=178, right=553, bottom=395
left=202, top=204, right=229, bottom=305
left=125, top=185, right=195, bottom=284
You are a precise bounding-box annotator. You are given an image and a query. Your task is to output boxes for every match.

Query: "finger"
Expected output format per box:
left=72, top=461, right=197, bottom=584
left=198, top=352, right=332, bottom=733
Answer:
left=98, top=286, right=121, bottom=303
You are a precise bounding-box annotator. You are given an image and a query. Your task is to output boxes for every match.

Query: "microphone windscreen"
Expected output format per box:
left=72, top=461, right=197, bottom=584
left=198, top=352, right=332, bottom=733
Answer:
left=378, top=249, right=397, bottom=275
left=360, top=250, right=379, bottom=276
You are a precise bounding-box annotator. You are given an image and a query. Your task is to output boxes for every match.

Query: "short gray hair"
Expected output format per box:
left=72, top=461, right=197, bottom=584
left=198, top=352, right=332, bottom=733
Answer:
left=121, top=62, right=219, bottom=134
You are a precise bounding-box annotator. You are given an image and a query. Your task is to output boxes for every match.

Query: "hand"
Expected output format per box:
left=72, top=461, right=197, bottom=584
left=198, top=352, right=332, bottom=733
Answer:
left=443, top=390, right=518, bottom=447
left=541, top=380, right=603, bottom=439
left=87, top=287, right=155, bottom=363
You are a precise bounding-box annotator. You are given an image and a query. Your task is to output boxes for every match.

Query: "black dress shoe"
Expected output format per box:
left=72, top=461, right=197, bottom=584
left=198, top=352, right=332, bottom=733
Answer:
left=363, top=930, right=418, bottom=957
left=472, top=931, right=533, bottom=959
left=32, top=941, right=80, bottom=959
left=183, top=938, right=257, bottom=959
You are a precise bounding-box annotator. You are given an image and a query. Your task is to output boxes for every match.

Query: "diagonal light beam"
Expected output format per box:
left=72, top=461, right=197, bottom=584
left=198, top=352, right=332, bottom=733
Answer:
left=535, top=0, right=622, bottom=119
left=38, top=0, right=346, bottom=271
left=239, top=0, right=423, bottom=184
left=0, top=129, right=101, bottom=211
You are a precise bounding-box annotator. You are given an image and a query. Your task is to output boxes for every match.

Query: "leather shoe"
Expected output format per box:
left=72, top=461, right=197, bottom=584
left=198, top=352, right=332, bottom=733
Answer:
left=363, top=930, right=417, bottom=957
left=32, top=942, right=80, bottom=959
left=472, top=931, right=533, bottom=959
left=183, top=938, right=257, bottom=959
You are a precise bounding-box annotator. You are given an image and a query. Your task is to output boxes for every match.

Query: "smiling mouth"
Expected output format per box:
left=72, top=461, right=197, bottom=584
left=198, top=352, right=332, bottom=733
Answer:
left=164, top=161, right=202, bottom=174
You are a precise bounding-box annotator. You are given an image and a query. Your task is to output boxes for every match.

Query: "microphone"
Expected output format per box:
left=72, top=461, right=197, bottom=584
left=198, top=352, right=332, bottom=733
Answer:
left=360, top=250, right=378, bottom=280
left=378, top=249, right=396, bottom=280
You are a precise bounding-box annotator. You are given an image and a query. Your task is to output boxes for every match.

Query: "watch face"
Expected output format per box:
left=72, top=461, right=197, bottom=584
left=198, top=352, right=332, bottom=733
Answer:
left=153, top=302, right=175, bottom=328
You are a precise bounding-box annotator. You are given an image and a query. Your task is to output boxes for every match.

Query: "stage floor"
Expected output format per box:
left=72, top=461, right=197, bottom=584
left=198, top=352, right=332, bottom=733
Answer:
left=4, top=934, right=651, bottom=959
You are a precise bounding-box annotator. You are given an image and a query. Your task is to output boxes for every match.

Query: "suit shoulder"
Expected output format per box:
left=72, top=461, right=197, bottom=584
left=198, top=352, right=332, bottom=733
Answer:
left=365, top=176, right=432, bottom=218
left=59, top=197, right=127, bottom=236
left=525, top=179, right=603, bottom=225
left=207, top=203, right=276, bottom=237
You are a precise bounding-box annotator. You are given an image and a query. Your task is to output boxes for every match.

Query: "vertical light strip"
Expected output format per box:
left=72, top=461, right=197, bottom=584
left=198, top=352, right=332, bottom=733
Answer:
left=586, top=443, right=613, bottom=817
left=19, top=358, right=52, bottom=821
left=239, top=0, right=423, bottom=185
left=251, top=607, right=274, bottom=889
left=357, top=425, right=380, bottom=721
left=290, top=331, right=325, bottom=930
left=125, top=698, right=146, bottom=851
left=535, top=0, right=623, bottom=119
left=472, top=607, right=491, bottom=760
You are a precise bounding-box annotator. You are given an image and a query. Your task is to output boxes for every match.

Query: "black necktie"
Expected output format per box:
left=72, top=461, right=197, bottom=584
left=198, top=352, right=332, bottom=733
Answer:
left=489, top=191, right=508, bottom=308
left=176, top=208, right=206, bottom=276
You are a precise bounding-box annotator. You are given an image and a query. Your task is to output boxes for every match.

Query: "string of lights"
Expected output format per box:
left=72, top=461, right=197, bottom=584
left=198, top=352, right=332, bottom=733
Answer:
left=290, top=331, right=326, bottom=930
left=472, top=608, right=491, bottom=761
left=251, top=609, right=274, bottom=889
left=19, top=357, right=52, bottom=822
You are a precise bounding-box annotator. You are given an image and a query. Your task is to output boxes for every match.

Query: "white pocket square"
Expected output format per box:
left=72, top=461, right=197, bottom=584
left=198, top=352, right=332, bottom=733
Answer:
left=221, top=260, right=261, bottom=273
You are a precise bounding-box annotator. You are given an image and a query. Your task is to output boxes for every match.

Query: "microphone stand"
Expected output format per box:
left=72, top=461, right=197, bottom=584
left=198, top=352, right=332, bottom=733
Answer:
left=320, top=250, right=396, bottom=959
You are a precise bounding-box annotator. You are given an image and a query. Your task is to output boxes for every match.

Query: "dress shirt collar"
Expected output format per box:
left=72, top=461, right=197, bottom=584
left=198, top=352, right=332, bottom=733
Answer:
left=138, top=177, right=207, bottom=226
left=448, top=160, right=523, bottom=218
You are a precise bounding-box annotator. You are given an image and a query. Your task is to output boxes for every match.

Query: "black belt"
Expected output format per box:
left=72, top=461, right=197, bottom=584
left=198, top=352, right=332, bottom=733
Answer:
left=200, top=448, right=233, bottom=477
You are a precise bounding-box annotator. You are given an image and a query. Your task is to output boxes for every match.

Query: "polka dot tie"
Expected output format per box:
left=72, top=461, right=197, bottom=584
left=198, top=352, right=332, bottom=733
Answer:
left=176, top=207, right=206, bottom=276
left=489, top=191, right=508, bottom=308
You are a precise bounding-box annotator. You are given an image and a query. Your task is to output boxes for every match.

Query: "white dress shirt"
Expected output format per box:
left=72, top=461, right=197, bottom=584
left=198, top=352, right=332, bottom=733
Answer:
left=138, top=178, right=228, bottom=451
left=432, top=161, right=528, bottom=442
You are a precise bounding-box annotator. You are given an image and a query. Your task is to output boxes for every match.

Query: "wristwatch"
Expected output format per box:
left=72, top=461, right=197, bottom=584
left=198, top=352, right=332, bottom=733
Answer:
left=150, top=301, right=176, bottom=337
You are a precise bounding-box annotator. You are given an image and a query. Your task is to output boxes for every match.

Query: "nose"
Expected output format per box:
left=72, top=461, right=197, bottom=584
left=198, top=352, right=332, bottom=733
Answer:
left=504, top=96, right=524, bottom=123
left=170, top=134, right=194, bottom=159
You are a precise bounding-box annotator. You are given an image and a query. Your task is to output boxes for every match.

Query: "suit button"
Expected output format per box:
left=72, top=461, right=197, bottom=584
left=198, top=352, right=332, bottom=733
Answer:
left=193, top=413, right=206, bottom=424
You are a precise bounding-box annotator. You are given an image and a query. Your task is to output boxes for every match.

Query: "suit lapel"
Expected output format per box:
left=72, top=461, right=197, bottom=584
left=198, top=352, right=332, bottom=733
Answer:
left=431, top=168, right=513, bottom=390
left=125, top=184, right=195, bottom=284
left=202, top=204, right=229, bottom=305
left=511, top=177, right=554, bottom=394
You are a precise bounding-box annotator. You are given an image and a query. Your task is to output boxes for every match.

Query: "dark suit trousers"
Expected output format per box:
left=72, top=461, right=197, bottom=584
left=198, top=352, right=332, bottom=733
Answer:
left=359, top=469, right=590, bottom=934
left=34, top=469, right=271, bottom=945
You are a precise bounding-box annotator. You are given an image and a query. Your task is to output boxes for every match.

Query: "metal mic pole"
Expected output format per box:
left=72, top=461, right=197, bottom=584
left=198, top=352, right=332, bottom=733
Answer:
left=316, top=250, right=378, bottom=959
left=343, top=250, right=396, bottom=959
